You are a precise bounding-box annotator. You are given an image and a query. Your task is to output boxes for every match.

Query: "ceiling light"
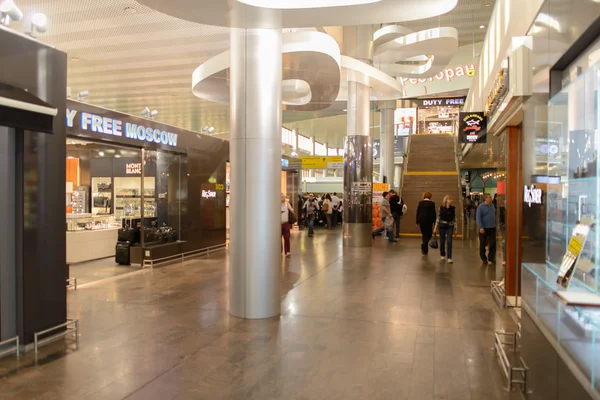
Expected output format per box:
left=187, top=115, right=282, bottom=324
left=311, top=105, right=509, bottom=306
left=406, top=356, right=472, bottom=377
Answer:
left=208, top=126, right=215, bottom=133
left=0, top=0, right=22, bottom=26
left=115, top=154, right=121, bottom=158
left=484, top=3, right=491, bottom=6
left=28, top=13, right=48, bottom=36
left=479, top=25, right=485, bottom=29
left=202, top=125, right=209, bottom=132
left=70, top=57, right=80, bottom=62
left=236, top=0, right=380, bottom=8
left=343, top=109, right=348, bottom=112
left=0, top=0, right=21, bottom=24
left=98, top=151, right=104, bottom=157
left=150, top=109, right=158, bottom=118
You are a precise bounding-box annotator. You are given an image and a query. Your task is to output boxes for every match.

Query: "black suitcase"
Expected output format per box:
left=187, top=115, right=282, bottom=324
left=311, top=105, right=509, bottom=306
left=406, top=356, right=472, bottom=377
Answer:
left=115, top=241, right=130, bottom=265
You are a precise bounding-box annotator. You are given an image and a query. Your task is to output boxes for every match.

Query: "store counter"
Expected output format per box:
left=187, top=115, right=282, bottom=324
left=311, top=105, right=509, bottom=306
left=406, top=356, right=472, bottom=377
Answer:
left=521, top=262, right=598, bottom=400
left=67, top=228, right=120, bottom=264
left=66, top=214, right=121, bottom=264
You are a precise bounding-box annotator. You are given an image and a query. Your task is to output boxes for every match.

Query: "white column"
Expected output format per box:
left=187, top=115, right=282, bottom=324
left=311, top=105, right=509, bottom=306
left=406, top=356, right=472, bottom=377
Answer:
left=379, top=100, right=395, bottom=186
left=229, top=9, right=282, bottom=319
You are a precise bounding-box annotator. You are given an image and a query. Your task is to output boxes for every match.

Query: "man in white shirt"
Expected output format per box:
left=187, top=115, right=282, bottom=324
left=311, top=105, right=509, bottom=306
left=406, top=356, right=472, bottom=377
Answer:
left=331, top=193, right=341, bottom=228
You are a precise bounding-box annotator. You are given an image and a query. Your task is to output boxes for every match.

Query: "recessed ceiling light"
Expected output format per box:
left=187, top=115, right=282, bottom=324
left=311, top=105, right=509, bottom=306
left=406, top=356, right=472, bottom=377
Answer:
left=343, top=109, right=348, bottom=112
left=484, top=3, right=491, bottom=6
left=98, top=151, right=104, bottom=157
left=115, top=154, right=121, bottom=158
left=124, top=6, right=137, bottom=13
left=70, top=56, right=80, bottom=62
left=479, top=25, right=485, bottom=29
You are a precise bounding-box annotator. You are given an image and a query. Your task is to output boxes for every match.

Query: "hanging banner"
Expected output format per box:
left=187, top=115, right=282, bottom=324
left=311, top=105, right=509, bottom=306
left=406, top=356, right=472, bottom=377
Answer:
left=458, top=112, right=487, bottom=143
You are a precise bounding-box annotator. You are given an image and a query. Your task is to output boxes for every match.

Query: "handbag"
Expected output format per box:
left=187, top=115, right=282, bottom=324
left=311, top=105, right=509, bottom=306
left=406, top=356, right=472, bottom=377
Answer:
left=383, top=216, right=394, bottom=230
left=429, top=236, right=439, bottom=249
left=322, top=202, right=329, bottom=212
left=288, top=209, right=297, bottom=225
left=93, top=195, right=106, bottom=208
left=97, top=183, right=112, bottom=192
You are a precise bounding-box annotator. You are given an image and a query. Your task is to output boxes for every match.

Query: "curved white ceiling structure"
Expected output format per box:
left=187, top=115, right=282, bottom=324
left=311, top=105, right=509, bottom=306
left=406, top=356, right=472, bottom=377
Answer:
left=193, top=31, right=343, bottom=111
left=373, top=26, right=459, bottom=79
left=137, top=0, right=458, bottom=28
left=192, top=32, right=407, bottom=110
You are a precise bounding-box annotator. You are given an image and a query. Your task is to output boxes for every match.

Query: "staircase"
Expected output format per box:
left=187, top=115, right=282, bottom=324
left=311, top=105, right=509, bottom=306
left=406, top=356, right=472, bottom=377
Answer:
left=401, top=134, right=463, bottom=236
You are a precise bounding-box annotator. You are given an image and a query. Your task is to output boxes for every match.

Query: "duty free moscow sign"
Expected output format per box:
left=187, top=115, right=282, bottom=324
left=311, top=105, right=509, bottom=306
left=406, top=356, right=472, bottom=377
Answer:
left=66, top=109, right=178, bottom=147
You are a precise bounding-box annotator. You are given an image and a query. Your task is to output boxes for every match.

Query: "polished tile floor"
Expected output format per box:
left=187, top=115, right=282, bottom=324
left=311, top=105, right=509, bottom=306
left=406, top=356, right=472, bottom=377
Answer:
left=0, top=228, right=520, bottom=400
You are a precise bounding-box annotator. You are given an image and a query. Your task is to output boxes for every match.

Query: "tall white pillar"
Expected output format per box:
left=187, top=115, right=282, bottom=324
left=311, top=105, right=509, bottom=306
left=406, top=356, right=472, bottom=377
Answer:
left=343, top=25, right=373, bottom=248
left=379, top=100, right=395, bottom=186
left=343, top=80, right=373, bottom=247
left=229, top=8, right=282, bottom=319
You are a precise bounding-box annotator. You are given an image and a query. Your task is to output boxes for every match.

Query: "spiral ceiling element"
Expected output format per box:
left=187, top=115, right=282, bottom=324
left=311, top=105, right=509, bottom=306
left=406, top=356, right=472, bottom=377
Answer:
left=192, top=31, right=342, bottom=112
left=373, top=25, right=459, bottom=79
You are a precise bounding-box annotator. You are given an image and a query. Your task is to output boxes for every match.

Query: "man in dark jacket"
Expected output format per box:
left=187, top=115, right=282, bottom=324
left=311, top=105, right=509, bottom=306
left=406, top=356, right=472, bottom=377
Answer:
left=389, top=190, right=405, bottom=238
left=416, top=192, right=437, bottom=255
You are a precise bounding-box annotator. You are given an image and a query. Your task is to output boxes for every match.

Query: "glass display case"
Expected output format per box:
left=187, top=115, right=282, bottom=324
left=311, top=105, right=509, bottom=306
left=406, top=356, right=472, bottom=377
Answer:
left=66, top=213, right=120, bottom=232
left=521, top=61, right=600, bottom=396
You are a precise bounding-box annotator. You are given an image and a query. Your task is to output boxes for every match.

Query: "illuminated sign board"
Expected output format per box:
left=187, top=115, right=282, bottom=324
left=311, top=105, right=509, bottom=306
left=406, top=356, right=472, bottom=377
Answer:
left=414, top=97, right=466, bottom=108
left=398, top=65, right=475, bottom=86
left=66, top=109, right=178, bottom=147
left=524, top=185, right=543, bottom=207
left=202, top=190, right=217, bottom=199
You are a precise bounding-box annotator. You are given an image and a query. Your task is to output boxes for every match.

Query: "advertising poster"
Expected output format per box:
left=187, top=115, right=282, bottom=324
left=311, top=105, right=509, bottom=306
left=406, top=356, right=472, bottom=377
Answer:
left=394, top=108, right=417, bottom=136
left=458, top=112, right=487, bottom=143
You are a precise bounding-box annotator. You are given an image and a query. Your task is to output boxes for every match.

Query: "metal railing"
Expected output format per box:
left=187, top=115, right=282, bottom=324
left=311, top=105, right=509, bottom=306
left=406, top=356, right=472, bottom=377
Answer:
left=142, top=243, right=227, bottom=269
left=0, top=336, right=19, bottom=358
left=66, top=277, right=78, bottom=290
left=493, top=330, right=528, bottom=392
left=491, top=279, right=506, bottom=308
left=34, top=319, right=79, bottom=353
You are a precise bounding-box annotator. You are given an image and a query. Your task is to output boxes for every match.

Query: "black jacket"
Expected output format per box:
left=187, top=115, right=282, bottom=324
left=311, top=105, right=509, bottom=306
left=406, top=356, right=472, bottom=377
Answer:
left=416, top=199, right=436, bottom=226
left=389, top=194, right=403, bottom=216
left=437, top=205, right=456, bottom=226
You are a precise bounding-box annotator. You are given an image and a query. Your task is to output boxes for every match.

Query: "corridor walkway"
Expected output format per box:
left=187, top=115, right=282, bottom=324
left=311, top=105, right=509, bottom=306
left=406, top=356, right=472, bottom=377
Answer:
left=0, top=229, right=519, bottom=400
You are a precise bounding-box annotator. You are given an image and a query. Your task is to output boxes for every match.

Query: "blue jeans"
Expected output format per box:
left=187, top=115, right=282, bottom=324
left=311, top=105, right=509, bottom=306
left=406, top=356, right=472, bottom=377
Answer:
left=439, top=225, right=453, bottom=258
left=308, top=213, right=315, bottom=235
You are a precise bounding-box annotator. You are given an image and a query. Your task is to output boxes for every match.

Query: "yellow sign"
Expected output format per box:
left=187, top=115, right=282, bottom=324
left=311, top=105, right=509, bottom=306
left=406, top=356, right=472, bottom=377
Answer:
left=468, top=69, right=475, bottom=77
left=301, top=156, right=327, bottom=169
left=302, top=156, right=345, bottom=169
left=372, top=183, right=389, bottom=192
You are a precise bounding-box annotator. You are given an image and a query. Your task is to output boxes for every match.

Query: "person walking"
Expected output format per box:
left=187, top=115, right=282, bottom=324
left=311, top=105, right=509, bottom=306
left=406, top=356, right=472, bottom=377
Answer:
left=416, top=192, right=436, bottom=255
left=389, top=190, right=407, bottom=239
left=323, top=194, right=334, bottom=229
left=372, top=191, right=397, bottom=242
left=435, top=195, right=456, bottom=263
left=303, top=193, right=319, bottom=237
left=477, top=193, right=497, bottom=264
left=281, top=193, right=294, bottom=257
left=331, top=192, right=341, bottom=228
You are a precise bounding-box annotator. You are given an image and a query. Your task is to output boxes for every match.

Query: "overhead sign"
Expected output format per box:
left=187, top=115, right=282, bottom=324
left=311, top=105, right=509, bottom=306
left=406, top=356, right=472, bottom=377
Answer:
left=524, top=185, right=543, bottom=207
left=301, top=156, right=344, bottom=169
left=458, top=112, right=487, bottom=143
left=327, top=156, right=344, bottom=169
left=66, top=108, right=178, bottom=147
left=413, top=97, right=466, bottom=108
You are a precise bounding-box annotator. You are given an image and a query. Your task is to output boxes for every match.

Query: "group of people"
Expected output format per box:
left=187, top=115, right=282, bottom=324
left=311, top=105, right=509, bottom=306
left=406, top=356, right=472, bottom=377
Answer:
left=415, top=192, right=497, bottom=264
left=283, top=188, right=498, bottom=264
left=372, top=190, right=407, bottom=242
left=280, top=192, right=343, bottom=258
left=299, top=193, right=342, bottom=237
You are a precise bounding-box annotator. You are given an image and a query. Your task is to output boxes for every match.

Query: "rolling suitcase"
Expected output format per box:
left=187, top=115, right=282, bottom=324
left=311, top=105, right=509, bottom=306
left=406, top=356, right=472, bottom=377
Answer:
left=115, top=241, right=130, bottom=265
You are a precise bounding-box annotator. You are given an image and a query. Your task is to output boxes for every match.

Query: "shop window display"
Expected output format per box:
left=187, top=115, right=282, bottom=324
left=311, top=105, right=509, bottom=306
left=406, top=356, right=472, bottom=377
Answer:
left=522, top=61, right=600, bottom=394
